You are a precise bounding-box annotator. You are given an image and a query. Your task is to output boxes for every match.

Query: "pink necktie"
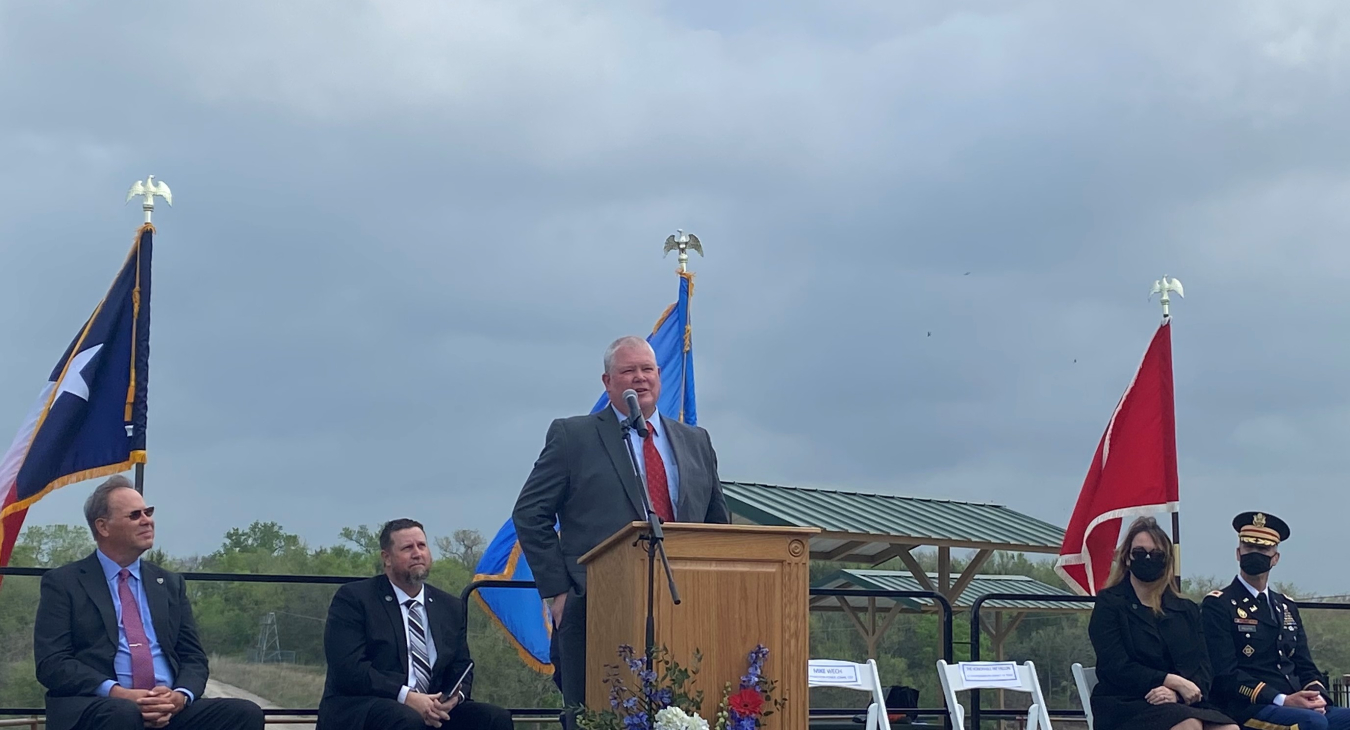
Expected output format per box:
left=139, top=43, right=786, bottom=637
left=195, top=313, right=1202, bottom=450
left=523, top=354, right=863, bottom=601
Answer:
left=117, top=569, right=156, bottom=690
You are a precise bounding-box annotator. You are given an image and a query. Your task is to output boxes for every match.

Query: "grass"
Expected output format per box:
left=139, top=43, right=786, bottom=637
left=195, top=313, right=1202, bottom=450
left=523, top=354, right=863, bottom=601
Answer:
left=208, top=654, right=326, bottom=710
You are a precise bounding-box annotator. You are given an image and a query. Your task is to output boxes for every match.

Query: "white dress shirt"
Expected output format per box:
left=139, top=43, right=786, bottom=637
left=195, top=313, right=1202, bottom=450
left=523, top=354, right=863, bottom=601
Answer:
left=613, top=405, right=681, bottom=514
left=392, top=582, right=436, bottom=704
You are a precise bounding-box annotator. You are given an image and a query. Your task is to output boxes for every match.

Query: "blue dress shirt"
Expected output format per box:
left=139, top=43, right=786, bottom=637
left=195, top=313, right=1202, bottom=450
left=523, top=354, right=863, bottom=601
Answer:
left=613, top=405, right=681, bottom=514
left=94, top=550, right=192, bottom=702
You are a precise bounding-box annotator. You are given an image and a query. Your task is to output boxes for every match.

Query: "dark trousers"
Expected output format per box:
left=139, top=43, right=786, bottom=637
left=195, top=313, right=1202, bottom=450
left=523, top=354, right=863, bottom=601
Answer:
left=549, top=591, right=588, bottom=718
left=362, top=697, right=513, bottom=730
left=71, top=697, right=263, bottom=730
left=1251, top=704, right=1350, bottom=730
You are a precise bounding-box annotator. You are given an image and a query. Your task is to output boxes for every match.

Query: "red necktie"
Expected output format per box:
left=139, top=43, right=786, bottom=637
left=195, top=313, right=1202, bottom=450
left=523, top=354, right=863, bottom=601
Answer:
left=117, top=569, right=156, bottom=690
left=643, top=426, right=674, bottom=522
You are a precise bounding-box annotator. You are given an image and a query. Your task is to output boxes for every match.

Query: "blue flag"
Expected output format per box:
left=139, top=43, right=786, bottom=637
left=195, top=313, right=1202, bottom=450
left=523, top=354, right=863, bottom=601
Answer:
left=0, top=224, right=153, bottom=567
left=473, top=271, right=696, bottom=671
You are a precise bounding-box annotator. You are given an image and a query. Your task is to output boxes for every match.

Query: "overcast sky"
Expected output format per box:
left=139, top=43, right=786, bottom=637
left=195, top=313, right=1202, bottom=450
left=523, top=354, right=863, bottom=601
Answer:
left=2, top=1, right=1347, bottom=594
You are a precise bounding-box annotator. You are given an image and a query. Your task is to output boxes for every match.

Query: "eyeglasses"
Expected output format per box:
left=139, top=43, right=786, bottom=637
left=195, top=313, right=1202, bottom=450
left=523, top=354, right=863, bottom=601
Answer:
left=123, top=506, right=155, bottom=521
left=1130, top=547, right=1165, bottom=562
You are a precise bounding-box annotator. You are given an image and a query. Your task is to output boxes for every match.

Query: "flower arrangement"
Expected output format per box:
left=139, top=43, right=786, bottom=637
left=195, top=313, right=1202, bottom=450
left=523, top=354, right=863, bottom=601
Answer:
left=711, top=646, right=787, bottom=730
left=575, top=645, right=705, bottom=730
left=576, top=644, right=787, bottom=730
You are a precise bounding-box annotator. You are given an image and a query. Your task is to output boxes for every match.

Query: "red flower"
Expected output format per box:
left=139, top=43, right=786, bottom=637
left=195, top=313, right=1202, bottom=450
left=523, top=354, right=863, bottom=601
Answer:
left=729, top=688, right=765, bottom=717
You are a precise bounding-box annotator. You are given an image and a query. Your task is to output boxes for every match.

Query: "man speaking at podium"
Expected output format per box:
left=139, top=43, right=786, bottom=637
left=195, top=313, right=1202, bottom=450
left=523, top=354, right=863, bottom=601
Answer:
left=513, top=335, right=730, bottom=713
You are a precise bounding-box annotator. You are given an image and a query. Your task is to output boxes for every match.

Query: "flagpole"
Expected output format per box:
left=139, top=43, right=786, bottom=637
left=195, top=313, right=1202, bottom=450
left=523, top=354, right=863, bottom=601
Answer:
left=126, top=176, right=171, bottom=494
left=1151, top=275, right=1184, bottom=586
left=663, top=229, right=701, bottom=424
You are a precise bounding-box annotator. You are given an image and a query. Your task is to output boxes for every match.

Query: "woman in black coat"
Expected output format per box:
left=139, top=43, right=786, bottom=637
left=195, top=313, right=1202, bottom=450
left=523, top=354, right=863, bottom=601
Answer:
left=1089, top=517, right=1237, bottom=730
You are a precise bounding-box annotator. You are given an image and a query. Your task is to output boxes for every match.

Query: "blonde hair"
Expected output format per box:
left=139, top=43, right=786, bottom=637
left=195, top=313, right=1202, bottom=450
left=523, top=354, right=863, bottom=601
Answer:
left=1105, top=516, right=1176, bottom=613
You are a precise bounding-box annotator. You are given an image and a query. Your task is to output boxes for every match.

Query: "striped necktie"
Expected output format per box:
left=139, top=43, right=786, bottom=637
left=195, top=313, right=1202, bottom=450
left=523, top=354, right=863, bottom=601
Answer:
left=405, top=599, right=431, bottom=693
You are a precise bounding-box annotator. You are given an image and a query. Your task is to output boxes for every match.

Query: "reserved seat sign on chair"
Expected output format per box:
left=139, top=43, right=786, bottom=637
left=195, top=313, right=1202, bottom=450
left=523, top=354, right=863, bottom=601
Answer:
left=1071, top=664, right=1098, bottom=730
left=808, top=659, right=892, bottom=730
left=936, top=660, right=1053, bottom=730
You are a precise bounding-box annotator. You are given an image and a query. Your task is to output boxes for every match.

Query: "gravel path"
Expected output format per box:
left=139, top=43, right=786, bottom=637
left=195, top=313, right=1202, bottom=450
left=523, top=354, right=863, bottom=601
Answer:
left=205, top=679, right=316, bottom=729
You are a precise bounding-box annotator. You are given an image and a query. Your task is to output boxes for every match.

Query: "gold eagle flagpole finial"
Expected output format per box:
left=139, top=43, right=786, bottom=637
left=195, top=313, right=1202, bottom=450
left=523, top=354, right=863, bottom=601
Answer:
left=662, top=229, right=703, bottom=272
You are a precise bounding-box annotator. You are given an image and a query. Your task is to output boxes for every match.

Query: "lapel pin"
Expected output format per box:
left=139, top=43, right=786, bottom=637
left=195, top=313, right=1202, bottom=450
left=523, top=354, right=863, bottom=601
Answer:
left=385, top=595, right=393, bottom=602
left=156, top=577, right=164, bottom=584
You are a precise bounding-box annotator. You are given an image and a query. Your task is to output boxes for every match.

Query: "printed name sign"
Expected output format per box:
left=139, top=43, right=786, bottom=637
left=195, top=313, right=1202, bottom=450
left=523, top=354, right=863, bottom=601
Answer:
left=808, top=663, right=860, bottom=686
left=959, top=662, right=1022, bottom=689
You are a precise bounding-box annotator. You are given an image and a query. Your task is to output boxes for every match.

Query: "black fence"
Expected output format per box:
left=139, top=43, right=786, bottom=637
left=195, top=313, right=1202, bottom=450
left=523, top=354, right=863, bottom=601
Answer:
left=0, top=569, right=960, bottom=725
left=967, top=592, right=1350, bottom=730
left=460, top=580, right=960, bottom=728
left=8, top=566, right=1349, bottom=728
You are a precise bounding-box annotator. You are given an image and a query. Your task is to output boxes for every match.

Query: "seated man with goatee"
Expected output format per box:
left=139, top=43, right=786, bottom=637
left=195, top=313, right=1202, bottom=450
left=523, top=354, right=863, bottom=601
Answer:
left=318, top=519, right=511, bottom=730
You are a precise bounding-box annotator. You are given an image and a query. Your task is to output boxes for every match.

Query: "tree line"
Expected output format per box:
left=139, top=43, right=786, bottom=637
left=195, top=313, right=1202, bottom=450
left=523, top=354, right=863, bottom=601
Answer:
left=3, top=522, right=1349, bottom=725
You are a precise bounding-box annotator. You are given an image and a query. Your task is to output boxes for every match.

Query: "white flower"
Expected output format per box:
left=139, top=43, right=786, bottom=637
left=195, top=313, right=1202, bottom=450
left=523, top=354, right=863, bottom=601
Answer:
left=654, top=707, right=709, bottom=730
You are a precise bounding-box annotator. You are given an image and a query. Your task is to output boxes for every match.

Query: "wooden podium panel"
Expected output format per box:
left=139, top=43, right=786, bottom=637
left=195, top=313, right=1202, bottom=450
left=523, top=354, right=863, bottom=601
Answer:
left=579, top=523, right=818, bottom=729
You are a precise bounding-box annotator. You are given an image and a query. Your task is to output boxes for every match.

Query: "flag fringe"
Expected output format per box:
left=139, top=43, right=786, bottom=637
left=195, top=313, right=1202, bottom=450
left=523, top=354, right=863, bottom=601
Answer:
left=1054, top=501, right=1179, bottom=595
left=470, top=592, right=554, bottom=674
left=29, top=233, right=148, bottom=443
left=0, top=458, right=143, bottom=525
left=649, top=271, right=695, bottom=336
left=471, top=541, right=554, bottom=675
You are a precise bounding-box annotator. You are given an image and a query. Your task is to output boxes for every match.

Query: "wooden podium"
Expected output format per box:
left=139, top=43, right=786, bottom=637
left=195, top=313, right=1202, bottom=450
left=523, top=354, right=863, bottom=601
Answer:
left=579, top=523, right=819, bottom=729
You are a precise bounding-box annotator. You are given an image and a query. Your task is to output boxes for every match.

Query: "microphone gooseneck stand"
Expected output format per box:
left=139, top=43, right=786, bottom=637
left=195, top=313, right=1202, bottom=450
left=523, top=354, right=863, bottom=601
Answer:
left=619, top=417, right=681, bottom=725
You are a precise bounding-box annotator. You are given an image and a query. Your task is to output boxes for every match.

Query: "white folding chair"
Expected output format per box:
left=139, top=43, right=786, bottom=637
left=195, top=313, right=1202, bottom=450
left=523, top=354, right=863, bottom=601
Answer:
left=808, top=658, right=892, bottom=730
left=1071, top=664, right=1098, bottom=730
left=936, top=660, right=1053, bottom=730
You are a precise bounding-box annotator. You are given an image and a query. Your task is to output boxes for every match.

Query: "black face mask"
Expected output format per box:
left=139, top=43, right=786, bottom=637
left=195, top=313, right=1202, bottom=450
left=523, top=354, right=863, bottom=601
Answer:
left=1240, top=552, right=1273, bottom=576
left=1129, top=548, right=1167, bottom=583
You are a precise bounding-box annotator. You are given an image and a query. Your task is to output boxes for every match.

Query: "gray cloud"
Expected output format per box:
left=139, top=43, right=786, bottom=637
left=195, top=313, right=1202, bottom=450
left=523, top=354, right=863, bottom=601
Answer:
left=3, top=0, right=1349, bottom=594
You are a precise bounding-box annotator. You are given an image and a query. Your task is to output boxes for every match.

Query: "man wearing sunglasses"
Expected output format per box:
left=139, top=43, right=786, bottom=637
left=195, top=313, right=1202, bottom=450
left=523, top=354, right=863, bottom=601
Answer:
left=1201, top=512, right=1350, bottom=730
left=32, top=475, right=264, bottom=730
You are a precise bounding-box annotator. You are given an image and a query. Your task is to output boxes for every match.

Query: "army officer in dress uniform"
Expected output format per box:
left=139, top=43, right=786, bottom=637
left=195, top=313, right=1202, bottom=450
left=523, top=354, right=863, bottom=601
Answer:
left=1201, top=512, right=1349, bottom=730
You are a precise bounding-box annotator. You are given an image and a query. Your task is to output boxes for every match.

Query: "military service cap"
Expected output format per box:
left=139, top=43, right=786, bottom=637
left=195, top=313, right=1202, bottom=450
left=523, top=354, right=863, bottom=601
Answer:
left=1232, top=511, right=1290, bottom=547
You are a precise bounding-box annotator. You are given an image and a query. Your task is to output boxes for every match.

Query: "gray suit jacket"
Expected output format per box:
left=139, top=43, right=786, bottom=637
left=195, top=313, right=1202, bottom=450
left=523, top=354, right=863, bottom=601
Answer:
left=512, top=407, right=729, bottom=599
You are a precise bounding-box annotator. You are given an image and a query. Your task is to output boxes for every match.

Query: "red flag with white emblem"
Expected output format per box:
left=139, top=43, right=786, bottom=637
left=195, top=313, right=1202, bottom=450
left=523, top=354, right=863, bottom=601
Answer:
left=1055, top=319, right=1179, bottom=595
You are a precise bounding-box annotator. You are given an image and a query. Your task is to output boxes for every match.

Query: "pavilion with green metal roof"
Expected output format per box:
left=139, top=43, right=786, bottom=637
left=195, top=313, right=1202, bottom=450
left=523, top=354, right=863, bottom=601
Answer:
left=812, top=569, right=1085, bottom=659
left=721, top=481, right=1079, bottom=658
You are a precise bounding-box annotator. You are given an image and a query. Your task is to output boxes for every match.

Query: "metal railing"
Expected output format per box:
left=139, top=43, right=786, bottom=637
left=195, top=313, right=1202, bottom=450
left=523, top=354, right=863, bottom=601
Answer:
left=966, top=592, right=1350, bottom=729
left=966, top=591, right=1096, bottom=729
left=5, top=568, right=961, bottom=725
left=0, top=565, right=366, bottom=721
left=457, top=581, right=959, bottom=727
left=21, top=566, right=1346, bottom=728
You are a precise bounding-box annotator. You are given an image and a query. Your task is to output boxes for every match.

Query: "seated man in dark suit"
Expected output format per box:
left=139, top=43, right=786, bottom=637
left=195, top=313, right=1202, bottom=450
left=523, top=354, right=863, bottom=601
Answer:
left=33, top=475, right=264, bottom=730
left=318, top=518, right=511, bottom=730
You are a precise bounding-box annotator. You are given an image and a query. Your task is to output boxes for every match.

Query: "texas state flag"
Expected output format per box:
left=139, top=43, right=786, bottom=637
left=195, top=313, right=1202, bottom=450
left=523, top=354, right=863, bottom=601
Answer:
left=0, top=224, right=153, bottom=570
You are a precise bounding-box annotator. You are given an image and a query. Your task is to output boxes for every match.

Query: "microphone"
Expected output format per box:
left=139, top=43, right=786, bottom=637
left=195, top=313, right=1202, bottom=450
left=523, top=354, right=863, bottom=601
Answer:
left=622, top=389, right=650, bottom=438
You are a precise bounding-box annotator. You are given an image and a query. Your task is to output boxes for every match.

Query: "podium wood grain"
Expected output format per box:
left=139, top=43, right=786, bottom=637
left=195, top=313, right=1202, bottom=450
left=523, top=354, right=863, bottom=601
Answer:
left=579, top=523, right=818, bottom=729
